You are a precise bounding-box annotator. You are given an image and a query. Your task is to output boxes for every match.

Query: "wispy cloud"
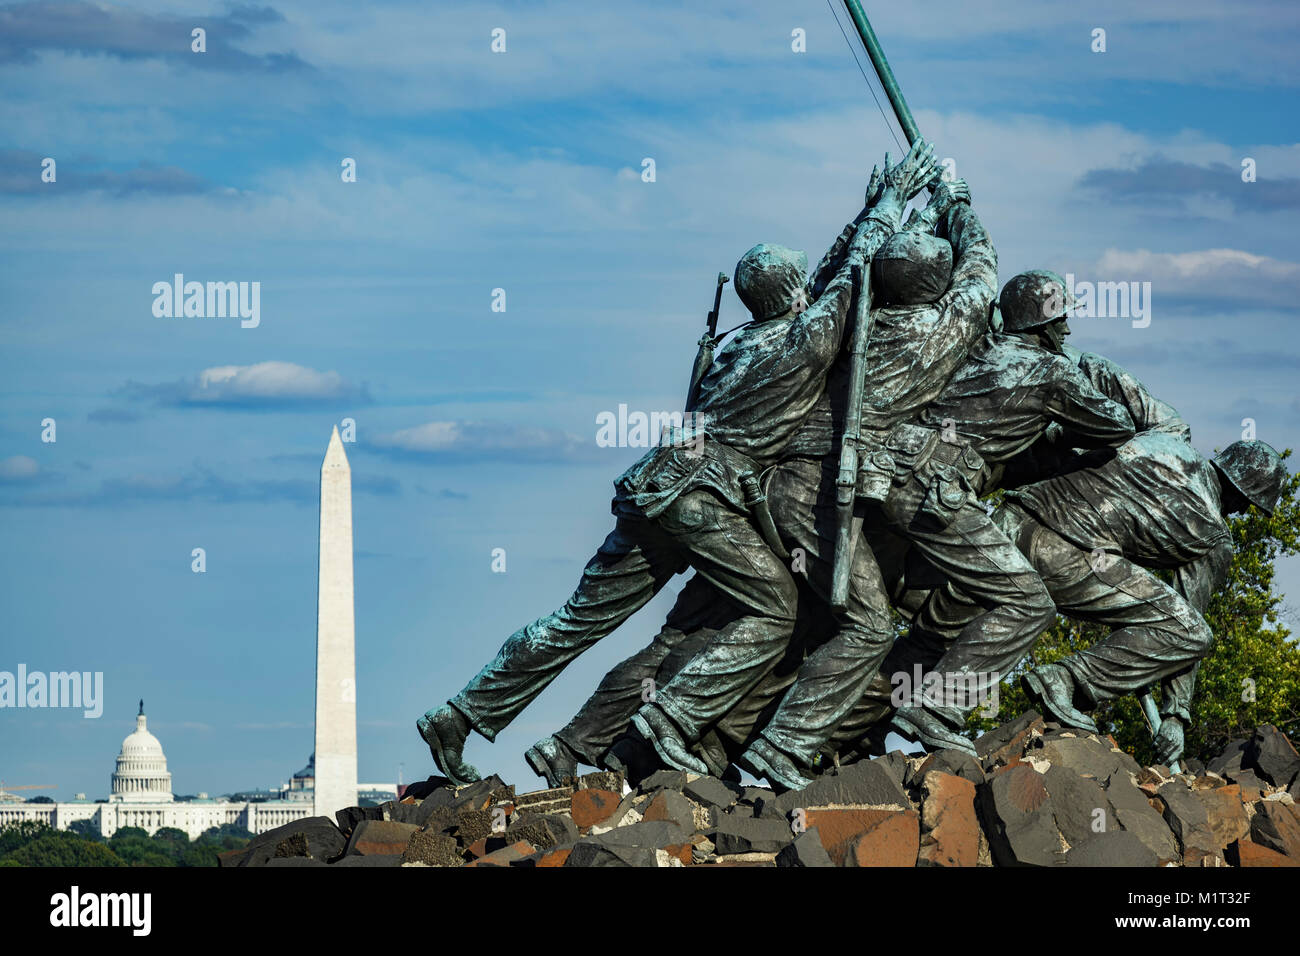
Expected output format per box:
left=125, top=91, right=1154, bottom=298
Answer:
left=0, top=455, right=41, bottom=482
left=1080, top=157, right=1300, bottom=214
left=119, top=361, right=371, bottom=409
left=372, top=420, right=598, bottom=464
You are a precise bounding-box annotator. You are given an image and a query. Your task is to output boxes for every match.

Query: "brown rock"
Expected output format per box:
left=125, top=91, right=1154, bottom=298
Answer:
left=345, top=819, right=419, bottom=857
left=570, top=788, right=621, bottom=830
left=804, top=808, right=899, bottom=865
left=1226, top=838, right=1300, bottom=868
left=847, top=810, right=920, bottom=867
left=1250, top=801, right=1300, bottom=858
left=917, top=771, right=978, bottom=867
left=463, top=840, right=536, bottom=867
left=1193, top=784, right=1250, bottom=848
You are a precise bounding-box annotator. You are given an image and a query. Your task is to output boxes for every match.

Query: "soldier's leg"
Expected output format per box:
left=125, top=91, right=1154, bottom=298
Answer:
left=1018, top=508, right=1214, bottom=707
left=885, top=474, right=1056, bottom=729
left=741, top=458, right=896, bottom=776
left=548, top=574, right=735, bottom=767
left=635, top=490, right=800, bottom=760
left=446, top=517, right=684, bottom=743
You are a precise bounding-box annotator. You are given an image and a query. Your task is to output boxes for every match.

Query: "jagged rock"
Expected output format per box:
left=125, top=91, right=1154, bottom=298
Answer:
left=400, top=828, right=462, bottom=867
left=1208, top=739, right=1249, bottom=777
left=1226, top=838, right=1300, bottom=867
left=1245, top=725, right=1300, bottom=788
left=845, top=810, right=920, bottom=867
left=683, top=775, right=740, bottom=810
left=1224, top=768, right=1268, bottom=801
left=1063, top=830, right=1158, bottom=867
left=505, top=811, right=576, bottom=850
left=565, top=842, right=660, bottom=867
left=803, top=808, right=900, bottom=864
left=977, top=764, right=1063, bottom=866
left=577, top=770, right=624, bottom=792
left=1190, top=773, right=1227, bottom=790
left=400, top=775, right=454, bottom=800
left=1034, top=731, right=1141, bottom=781
left=1155, top=782, right=1223, bottom=865
left=220, top=816, right=347, bottom=867
left=642, top=789, right=696, bottom=831
left=335, top=805, right=384, bottom=836
left=1249, top=801, right=1300, bottom=858
left=774, top=758, right=910, bottom=815
left=450, top=775, right=515, bottom=812
left=917, top=771, right=978, bottom=867
left=464, top=840, right=536, bottom=867
left=712, top=815, right=791, bottom=855
left=571, top=788, right=621, bottom=830
left=1104, top=772, right=1180, bottom=865
left=874, top=751, right=911, bottom=789
left=513, top=784, right=575, bottom=816
left=264, top=856, right=328, bottom=867
left=1043, top=765, right=1117, bottom=851
left=775, top=828, right=835, bottom=867
left=639, top=769, right=691, bottom=793
left=345, top=819, right=419, bottom=856
left=1193, top=784, right=1250, bottom=848
left=974, top=710, right=1045, bottom=769
left=738, top=786, right=772, bottom=806
left=908, top=749, right=986, bottom=787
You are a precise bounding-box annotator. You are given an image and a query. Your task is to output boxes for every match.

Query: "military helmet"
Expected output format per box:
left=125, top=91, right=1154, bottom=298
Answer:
left=1000, top=270, right=1077, bottom=332
left=871, top=231, right=953, bottom=306
left=734, top=243, right=809, bottom=321
left=1211, top=440, right=1288, bottom=515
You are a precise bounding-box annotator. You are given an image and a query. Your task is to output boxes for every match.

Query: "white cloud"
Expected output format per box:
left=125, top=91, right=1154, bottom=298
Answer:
left=0, top=455, right=40, bottom=482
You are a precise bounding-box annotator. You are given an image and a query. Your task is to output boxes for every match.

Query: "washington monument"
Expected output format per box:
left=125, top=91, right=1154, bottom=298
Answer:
left=314, top=425, right=358, bottom=817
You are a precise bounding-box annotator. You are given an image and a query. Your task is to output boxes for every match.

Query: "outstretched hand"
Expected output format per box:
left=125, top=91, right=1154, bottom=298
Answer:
left=882, top=139, right=938, bottom=200
left=927, top=176, right=971, bottom=212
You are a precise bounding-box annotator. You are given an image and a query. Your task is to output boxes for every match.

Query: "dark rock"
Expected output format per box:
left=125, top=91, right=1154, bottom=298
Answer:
left=1104, top=772, right=1179, bottom=865
left=642, top=789, right=696, bottom=832
left=594, top=819, right=690, bottom=850
left=1249, top=801, right=1300, bottom=858
left=775, top=828, right=834, bottom=867
left=401, top=775, right=454, bottom=800
left=505, top=811, right=576, bottom=851
left=683, top=775, right=740, bottom=810
left=1155, top=782, right=1222, bottom=865
left=577, top=770, right=624, bottom=792
left=1044, top=765, right=1117, bottom=850
left=448, top=808, right=494, bottom=849
left=1064, top=830, right=1158, bottom=867
left=976, top=764, right=1063, bottom=867
left=450, top=775, right=515, bottom=811
left=1224, top=768, right=1268, bottom=800
left=639, top=769, right=690, bottom=793
left=1034, top=731, right=1141, bottom=780
left=1244, top=725, right=1300, bottom=788
left=974, top=710, right=1044, bottom=768
left=774, top=758, right=910, bottom=815
left=738, top=786, right=772, bottom=806
left=1208, top=739, right=1249, bottom=777
left=711, top=815, right=792, bottom=854
left=264, top=855, right=327, bottom=867
left=401, top=828, right=462, bottom=867
left=221, top=816, right=347, bottom=867
left=333, top=854, right=402, bottom=867
left=565, top=842, right=659, bottom=867
left=909, top=749, right=986, bottom=787
left=335, top=804, right=384, bottom=836
left=874, top=750, right=911, bottom=788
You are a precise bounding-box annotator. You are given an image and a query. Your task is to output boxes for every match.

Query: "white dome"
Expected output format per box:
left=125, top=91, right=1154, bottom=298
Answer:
left=110, top=704, right=173, bottom=803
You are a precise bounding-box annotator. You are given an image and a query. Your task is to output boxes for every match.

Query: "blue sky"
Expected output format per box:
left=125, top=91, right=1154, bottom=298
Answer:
left=1, top=0, right=1297, bottom=799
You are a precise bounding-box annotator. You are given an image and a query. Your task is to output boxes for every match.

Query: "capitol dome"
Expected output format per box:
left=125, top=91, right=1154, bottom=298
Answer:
left=110, top=700, right=173, bottom=803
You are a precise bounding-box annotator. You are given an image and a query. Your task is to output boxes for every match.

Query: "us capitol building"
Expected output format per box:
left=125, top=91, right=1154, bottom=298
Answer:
left=0, top=701, right=396, bottom=839
left=0, top=431, right=390, bottom=840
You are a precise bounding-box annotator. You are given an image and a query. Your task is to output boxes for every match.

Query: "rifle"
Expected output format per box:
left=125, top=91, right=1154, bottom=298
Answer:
left=829, top=1, right=921, bottom=612
left=685, top=272, right=729, bottom=412
left=831, top=264, right=873, bottom=612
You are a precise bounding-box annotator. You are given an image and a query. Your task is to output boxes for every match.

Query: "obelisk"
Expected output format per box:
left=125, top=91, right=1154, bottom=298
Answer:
left=314, top=425, right=358, bottom=817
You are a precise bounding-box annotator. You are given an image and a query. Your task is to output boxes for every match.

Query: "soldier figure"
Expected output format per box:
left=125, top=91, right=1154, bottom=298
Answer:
left=419, top=141, right=938, bottom=785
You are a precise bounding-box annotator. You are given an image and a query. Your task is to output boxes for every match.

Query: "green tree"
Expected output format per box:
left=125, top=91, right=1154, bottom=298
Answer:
left=969, top=456, right=1300, bottom=766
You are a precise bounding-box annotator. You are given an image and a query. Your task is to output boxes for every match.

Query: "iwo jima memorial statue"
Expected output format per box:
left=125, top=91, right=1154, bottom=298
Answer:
left=233, top=5, right=1298, bottom=867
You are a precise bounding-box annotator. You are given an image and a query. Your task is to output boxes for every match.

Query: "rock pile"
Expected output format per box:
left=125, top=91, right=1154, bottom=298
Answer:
left=220, top=716, right=1300, bottom=867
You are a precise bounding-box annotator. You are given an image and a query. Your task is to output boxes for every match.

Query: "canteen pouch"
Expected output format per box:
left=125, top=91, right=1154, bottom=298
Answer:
left=918, top=464, right=972, bottom=528
left=856, top=447, right=896, bottom=503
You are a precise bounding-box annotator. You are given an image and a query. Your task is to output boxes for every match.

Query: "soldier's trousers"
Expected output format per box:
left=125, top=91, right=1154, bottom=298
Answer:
left=997, top=502, right=1213, bottom=714
left=449, top=489, right=798, bottom=744
left=875, top=464, right=1057, bottom=727
left=752, top=456, right=897, bottom=767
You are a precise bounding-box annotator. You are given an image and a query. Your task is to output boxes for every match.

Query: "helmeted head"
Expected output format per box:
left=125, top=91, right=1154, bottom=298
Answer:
left=871, top=231, right=953, bottom=306
left=734, top=243, right=810, bottom=321
left=1211, top=440, right=1287, bottom=515
left=1000, top=270, right=1076, bottom=333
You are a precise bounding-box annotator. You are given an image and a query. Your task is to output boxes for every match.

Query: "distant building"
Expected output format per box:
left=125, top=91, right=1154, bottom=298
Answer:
left=0, top=705, right=395, bottom=840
